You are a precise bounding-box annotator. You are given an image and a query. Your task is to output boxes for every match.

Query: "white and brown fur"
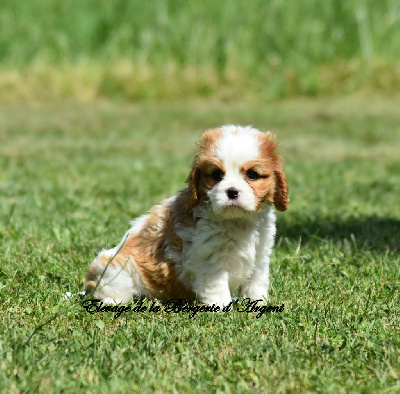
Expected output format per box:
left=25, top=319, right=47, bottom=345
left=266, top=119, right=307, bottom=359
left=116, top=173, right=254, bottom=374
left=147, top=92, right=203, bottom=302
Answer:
left=85, top=125, right=289, bottom=306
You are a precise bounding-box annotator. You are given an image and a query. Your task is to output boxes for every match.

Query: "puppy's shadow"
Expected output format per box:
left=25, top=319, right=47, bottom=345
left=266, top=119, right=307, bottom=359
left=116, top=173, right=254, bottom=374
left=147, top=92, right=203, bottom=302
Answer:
left=277, top=215, right=400, bottom=253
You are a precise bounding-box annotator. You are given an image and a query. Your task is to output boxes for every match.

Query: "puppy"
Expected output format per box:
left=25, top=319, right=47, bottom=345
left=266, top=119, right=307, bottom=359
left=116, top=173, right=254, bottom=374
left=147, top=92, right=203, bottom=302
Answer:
left=85, top=125, right=289, bottom=306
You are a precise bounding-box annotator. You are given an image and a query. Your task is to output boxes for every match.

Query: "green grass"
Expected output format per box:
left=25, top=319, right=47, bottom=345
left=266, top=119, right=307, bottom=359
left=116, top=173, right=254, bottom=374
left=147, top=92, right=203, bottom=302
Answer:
left=1, top=0, right=400, bottom=102
left=0, top=95, right=399, bottom=392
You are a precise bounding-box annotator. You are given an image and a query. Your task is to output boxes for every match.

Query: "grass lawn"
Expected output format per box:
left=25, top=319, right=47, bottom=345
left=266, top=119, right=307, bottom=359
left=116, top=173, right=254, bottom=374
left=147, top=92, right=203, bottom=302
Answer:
left=0, top=95, right=399, bottom=392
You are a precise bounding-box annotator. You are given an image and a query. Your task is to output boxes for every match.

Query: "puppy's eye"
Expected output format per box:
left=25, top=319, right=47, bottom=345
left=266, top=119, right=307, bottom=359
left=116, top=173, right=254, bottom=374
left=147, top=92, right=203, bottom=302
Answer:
left=246, top=170, right=260, bottom=180
left=211, top=169, right=224, bottom=182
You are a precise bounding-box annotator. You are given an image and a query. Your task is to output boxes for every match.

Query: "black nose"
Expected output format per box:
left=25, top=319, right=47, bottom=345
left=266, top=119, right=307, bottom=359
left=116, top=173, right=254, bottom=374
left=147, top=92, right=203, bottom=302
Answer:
left=226, top=187, right=239, bottom=200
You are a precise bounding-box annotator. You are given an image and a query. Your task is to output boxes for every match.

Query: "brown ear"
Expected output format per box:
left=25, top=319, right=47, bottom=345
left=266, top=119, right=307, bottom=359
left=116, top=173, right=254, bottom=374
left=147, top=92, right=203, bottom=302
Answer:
left=274, top=169, right=289, bottom=211
left=185, top=165, right=201, bottom=204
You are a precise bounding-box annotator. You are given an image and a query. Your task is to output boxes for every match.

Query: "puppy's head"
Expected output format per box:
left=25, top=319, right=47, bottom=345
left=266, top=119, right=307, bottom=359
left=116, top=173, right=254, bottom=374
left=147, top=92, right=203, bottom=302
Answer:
left=187, top=125, right=289, bottom=218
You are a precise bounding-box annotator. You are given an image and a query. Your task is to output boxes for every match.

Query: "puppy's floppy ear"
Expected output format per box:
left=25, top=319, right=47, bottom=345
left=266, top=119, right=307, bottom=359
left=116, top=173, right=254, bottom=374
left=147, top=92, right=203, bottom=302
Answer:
left=186, top=128, right=221, bottom=206
left=258, top=131, right=289, bottom=211
left=273, top=169, right=289, bottom=211
left=185, top=164, right=201, bottom=203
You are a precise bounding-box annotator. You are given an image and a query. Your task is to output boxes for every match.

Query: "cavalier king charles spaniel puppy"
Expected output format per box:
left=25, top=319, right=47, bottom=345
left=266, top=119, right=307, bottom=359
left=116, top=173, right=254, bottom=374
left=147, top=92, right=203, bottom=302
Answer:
left=85, top=125, right=289, bottom=307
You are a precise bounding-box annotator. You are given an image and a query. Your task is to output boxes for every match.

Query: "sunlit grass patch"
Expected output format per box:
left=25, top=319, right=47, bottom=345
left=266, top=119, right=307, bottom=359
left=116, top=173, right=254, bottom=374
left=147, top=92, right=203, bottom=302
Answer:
left=1, top=60, right=400, bottom=104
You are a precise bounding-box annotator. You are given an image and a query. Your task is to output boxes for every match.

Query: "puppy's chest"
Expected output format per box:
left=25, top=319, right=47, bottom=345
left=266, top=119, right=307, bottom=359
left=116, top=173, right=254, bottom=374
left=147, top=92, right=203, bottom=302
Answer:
left=182, top=218, right=259, bottom=271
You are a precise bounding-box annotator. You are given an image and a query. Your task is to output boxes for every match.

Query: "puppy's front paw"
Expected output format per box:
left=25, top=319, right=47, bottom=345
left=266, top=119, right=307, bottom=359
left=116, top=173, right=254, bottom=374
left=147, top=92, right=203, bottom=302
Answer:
left=201, top=294, right=232, bottom=309
left=241, top=285, right=269, bottom=304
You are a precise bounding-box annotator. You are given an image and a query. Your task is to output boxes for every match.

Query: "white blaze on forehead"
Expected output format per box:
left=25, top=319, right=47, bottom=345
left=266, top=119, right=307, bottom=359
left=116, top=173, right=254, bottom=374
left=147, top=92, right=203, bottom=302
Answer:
left=216, top=125, right=261, bottom=168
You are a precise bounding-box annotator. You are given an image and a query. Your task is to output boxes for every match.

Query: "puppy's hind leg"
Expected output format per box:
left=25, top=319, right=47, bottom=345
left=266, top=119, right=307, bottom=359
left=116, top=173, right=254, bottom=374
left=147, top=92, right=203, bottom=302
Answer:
left=85, top=250, right=136, bottom=304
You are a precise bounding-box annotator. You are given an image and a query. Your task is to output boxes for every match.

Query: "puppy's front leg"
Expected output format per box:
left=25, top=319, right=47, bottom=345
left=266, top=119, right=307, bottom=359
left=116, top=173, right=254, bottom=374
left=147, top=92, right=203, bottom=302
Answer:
left=194, top=270, right=232, bottom=307
left=240, top=259, right=270, bottom=302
